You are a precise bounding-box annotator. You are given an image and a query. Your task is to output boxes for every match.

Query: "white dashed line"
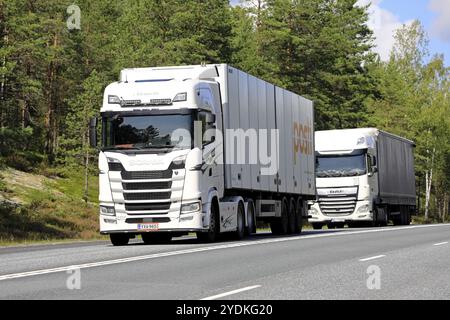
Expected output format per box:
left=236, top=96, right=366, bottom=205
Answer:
left=433, top=242, right=448, bottom=246
left=201, top=285, right=261, bottom=300
left=359, top=255, right=386, bottom=262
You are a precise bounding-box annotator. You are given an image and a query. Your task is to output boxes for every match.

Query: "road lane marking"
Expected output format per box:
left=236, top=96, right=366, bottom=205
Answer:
left=201, top=285, right=261, bottom=300
left=433, top=241, right=448, bottom=246
left=1, top=223, right=450, bottom=281
left=359, top=255, right=386, bottom=262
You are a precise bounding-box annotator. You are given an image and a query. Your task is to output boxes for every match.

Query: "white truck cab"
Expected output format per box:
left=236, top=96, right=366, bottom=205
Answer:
left=308, top=128, right=416, bottom=229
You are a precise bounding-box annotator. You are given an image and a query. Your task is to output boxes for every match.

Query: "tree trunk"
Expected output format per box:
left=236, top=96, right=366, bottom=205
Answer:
left=424, top=148, right=435, bottom=220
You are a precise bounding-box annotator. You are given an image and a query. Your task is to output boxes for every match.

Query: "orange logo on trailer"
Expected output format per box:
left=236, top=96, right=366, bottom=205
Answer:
left=293, top=121, right=313, bottom=164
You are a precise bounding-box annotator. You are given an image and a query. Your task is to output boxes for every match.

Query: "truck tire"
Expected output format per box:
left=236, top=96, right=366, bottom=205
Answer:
left=335, top=223, right=345, bottom=229
left=295, top=200, right=303, bottom=234
left=197, top=201, right=219, bottom=243
left=288, top=199, right=297, bottom=234
left=270, top=200, right=289, bottom=235
left=110, top=234, right=129, bottom=246
left=312, top=223, right=323, bottom=230
left=245, top=200, right=256, bottom=235
left=141, top=233, right=172, bottom=244
left=234, top=203, right=245, bottom=240
left=400, top=206, right=411, bottom=225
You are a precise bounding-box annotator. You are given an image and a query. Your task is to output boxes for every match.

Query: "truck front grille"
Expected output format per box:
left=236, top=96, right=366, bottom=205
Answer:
left=123, top=181, right=172, bottom=190
left=318, top=196, right=357, bottom=216
left=121, top=170, right=172, bottom=180
left=125, top=202, right=171, bottom=213
left=123, top=192, right=171, bottom=201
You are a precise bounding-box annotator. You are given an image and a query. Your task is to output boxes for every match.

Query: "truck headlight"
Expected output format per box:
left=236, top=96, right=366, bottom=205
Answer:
left=173, top=92, right=187, bottom=102
left=100, top=206, right=116, bottom=216
left=181, top=201, right=201, bottom=214
left=309, top=207, right=319, bottom=215
left=357, top=204, right=370, bottom=213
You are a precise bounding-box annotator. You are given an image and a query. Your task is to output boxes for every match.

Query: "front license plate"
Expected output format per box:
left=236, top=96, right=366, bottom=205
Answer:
left=137, top=223, right=159, bottom=231
left=332, top=218, right=345, bottom=223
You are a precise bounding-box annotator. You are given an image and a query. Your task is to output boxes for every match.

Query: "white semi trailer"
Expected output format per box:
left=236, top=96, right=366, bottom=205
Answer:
left=308, top=128, right=416, bottom=229
left=89, top=64, right=315, bottom=245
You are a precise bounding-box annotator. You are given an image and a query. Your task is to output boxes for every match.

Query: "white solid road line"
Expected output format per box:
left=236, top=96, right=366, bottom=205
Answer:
left=433, top=241, right=448, bottom=246
left=201, top=285, right=261, bottom=300
left=0, top=223, right=449, bottom=282
left=359, top=255, right=386, bottom=262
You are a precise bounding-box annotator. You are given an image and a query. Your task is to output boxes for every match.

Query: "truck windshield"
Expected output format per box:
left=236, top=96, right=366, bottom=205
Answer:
left=102, top=113, right=193, bottom=150
left=316, top=151, right=367, bottom=178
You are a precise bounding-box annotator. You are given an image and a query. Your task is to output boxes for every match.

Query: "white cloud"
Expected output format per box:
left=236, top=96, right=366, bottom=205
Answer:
left=429, top=0, right=450, bottom=42
left=356, top=0, right=413, bottom=61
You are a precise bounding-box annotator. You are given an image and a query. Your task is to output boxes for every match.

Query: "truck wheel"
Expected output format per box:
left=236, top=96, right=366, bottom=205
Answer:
left=270, top=201, right=289, bottom=235
left=335, top=223, right=345, bottom=229
left=110, top=234, right=129, bottom=246
left=288, top=200, right=296, bottom=234
left=400, top=207, right=411, bottom=225
left=142, top=233, right=172, bottom=244
left=312, top=223, right=323, bottom=230
left=197, top=201, right=219, bottom=243
left=234, top=203, right=245, bottom=240
left=245, top=200, right=256, bottom=235
left=295, top=201, right=303, bottom=234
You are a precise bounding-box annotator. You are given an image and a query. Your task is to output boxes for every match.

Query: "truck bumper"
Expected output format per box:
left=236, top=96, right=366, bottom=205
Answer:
left=99, top=211, right=207, bottom=234
left=308, top=200, right=373, bottom=224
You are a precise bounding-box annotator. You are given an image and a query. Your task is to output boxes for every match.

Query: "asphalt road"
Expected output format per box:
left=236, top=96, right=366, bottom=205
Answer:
left=0, top=224, right=449, bottom=300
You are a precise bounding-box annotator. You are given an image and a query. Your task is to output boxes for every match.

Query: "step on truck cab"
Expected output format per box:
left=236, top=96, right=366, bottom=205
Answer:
left=90, top=64, right=316, bottom=245
left=308, top=128, right=416, bottom=229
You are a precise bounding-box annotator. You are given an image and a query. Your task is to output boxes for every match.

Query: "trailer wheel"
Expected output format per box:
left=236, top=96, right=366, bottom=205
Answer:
left=270, top=200, right=289, bottom=235
left=141, top=233, right=172, bottom=244
left=399, top=206, right=411, bottom=225
left=294, top=200, right=303, bottom=234
left=234, top=203, right=245, bottom=240
left=197, top=200, right=219, bottom=243
left=245, top=200, right=256, bottom=235
left=288, top=199, right=297, bottom=234
left=110, top=234, right=130, bottom=246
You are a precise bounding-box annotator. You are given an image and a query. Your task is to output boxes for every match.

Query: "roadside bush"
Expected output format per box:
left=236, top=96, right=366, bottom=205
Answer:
left=0, top=127, right=44, bottom=172
left=3, top=152, right=44, bottom=172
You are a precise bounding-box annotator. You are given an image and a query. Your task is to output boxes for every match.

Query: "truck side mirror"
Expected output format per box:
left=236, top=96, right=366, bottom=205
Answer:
left=372, top=166, right=378, bottom=173
left=89, top=117, right=98, bottom=148
left=372, top=155, right=377, bottom=166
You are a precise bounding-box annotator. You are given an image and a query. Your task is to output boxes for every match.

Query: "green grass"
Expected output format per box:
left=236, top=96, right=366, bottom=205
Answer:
left=0, top=167, right=101, bottom=245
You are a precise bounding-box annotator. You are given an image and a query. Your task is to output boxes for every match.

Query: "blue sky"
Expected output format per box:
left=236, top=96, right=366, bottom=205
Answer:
left=373, top=0, right=450, bottom=65
left=231, top=0, right=450, bottom=66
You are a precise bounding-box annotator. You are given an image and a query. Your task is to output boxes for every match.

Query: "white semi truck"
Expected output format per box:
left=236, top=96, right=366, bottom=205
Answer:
left=308, top=128, right=416, bottom=229
left=89, top=64, right=315, bottom=245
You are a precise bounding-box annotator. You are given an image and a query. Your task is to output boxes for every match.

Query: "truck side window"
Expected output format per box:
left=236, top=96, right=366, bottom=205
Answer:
left=198, top=111, right=215, bottom=146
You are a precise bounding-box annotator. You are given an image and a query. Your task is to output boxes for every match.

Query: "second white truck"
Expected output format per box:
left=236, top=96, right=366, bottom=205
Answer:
left=308, top=128, right=416, bottom=229
left=90, top=64, right=316, bottom=245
